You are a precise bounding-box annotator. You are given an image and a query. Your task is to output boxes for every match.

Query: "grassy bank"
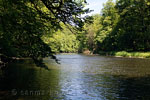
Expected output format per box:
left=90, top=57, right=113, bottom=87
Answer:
left=98, top=51, right=150, bottom=58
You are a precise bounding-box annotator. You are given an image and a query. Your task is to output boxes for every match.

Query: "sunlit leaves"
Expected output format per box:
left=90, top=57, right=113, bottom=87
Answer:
left=43, top=23, right=79, bottom=53
left=0, top=0, right=89, bottom=66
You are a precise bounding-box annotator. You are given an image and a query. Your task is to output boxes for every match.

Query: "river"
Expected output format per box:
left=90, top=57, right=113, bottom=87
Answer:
left=1, top=54, right=150, bottom=100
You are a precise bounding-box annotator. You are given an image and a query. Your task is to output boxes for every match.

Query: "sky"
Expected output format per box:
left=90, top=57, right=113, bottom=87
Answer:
left=85, top=0, right=115, bottom=15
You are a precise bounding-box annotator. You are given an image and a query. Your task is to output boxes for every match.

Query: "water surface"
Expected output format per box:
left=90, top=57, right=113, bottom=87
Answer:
left=1, top=54, right=150, bottom=100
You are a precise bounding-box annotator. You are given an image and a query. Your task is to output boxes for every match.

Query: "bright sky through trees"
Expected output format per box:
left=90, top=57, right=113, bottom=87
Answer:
left=86, top=0, right=116, bottom=15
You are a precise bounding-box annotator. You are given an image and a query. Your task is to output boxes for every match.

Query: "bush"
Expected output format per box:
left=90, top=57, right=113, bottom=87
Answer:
left=115, top=51, right=129, bottom=57
left=98, top=51, right=150, bottom=58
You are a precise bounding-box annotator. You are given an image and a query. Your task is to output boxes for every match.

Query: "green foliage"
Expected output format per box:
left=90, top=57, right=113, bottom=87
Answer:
left=84, top=0, right=150, bottom=53
left=43, top=24, right=79, bottom=53
left=1, top=0, right=150, bottom=67
left=115, top=51, right=150, bottom=58
left=0, top=0, right=90, bottom=66
left=0, top=0, right=53, bottom=59
left=95, top=0, right=119, bottom=51
left=98, top=51, right=150, bottom=58
left=115, top=51, right=131, bottom=57
left=103, top=0, right=150, bottom=51
left=78, top=14, right=101, bottom=52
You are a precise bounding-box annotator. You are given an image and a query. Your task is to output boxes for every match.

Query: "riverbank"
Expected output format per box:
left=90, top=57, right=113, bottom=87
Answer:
left=98, top=51, right=150, bottom=58
left=60, top=51, right=150, bottom=59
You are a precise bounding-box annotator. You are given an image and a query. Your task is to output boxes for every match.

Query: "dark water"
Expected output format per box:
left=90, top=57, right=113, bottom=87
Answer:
left=1, top=54, right=150, bottom=100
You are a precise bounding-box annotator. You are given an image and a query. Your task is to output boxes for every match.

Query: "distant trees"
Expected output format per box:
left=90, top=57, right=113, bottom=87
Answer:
left=84, top=14, right=101, bottom=52
left=43, top=23, right=79, bottom=53
left=81, top=0, right=150, bottom=53
left=96, top=0, right=119, bottom=51
left=81, top=0, right=119, bottom=52
left=113, top=0, right=150, bottom=51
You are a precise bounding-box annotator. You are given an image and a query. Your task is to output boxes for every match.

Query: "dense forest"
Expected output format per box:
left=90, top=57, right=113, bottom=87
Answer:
left=0, top=0, right=90, bottom=67
left=1, top=0, right=150, bottom=66
left=43, top=0, right=150, bottom=54
left=43, top=0, right=150, bottom=53
left=44, top=0, right=150, bottom=53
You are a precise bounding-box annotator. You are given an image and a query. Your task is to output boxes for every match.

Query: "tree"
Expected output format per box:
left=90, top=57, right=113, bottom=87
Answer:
left=43, top=23, right=79, bottom=53
left=0, top=0, right=90, bottom=67
left=83, top=14, right=101, bottom=52
left=97, top=0, right=150, bottom=52
left=113, top=0, right=150, bottom=51
left=95, top=0, right=119, bottom=51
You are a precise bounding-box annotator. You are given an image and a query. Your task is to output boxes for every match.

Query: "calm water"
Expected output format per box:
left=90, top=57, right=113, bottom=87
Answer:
left=1, top=54, right=150, bottom=100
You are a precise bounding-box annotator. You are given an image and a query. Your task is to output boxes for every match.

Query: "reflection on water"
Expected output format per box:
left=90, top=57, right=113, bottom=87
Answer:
left=1, top=54, right=150, bottom=100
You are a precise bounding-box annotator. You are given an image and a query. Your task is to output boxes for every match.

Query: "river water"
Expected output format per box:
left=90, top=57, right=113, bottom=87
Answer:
left=1, top=54, right=150, bottom=100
